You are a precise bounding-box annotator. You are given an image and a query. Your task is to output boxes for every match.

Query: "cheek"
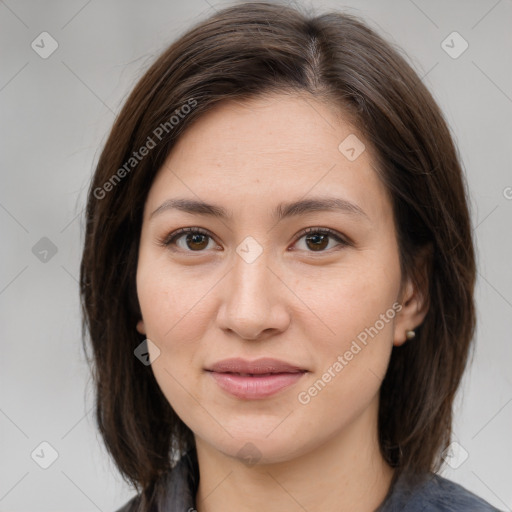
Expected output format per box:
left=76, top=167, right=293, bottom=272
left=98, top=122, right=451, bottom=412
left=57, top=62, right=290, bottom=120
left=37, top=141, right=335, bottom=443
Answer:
left=136, top=261, right=210, bottom=428
left=135, top=252, right=216, bottom=389
left=293, top=257, right=400, bottom=345
left=292, top=258, right=399, bottom=405
left=136, top=252, right=208, bottom=345
left=295, top=284, right=396, bottom=428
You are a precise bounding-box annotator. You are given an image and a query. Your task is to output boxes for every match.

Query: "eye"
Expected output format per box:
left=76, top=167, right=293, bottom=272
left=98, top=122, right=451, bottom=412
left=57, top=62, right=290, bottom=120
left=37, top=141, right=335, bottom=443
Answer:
left=158, top=226, right=350, bottom=253
left=158, top=227, right=218, bottom=252
left=292, top=227, right=349, bottom=253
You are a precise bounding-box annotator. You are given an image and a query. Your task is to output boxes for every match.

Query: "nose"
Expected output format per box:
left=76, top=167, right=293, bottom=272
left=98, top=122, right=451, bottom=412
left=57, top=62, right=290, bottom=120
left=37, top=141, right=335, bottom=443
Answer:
left=216, top=247, right=291, bottom=341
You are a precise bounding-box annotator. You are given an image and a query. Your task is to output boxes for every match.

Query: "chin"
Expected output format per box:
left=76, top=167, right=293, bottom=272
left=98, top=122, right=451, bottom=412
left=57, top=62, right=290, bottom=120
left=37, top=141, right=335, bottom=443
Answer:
left=197, top=423, right=314, bottom=467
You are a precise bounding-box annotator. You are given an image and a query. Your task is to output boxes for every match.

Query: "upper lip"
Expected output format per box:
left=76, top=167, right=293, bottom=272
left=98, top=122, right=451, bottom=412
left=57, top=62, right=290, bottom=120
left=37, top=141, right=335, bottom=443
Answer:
left=206, top=357, right=307, bottom=374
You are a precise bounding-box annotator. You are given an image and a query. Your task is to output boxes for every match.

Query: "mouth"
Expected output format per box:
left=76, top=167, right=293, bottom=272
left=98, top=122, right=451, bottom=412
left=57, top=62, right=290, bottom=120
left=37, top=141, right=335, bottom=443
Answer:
left=205, top=357, right=308, bottom=400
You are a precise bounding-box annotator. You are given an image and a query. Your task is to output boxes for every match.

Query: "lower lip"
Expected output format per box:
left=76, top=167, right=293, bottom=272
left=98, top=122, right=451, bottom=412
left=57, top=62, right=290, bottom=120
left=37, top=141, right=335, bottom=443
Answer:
left=208, top=371, right=306, bottom=399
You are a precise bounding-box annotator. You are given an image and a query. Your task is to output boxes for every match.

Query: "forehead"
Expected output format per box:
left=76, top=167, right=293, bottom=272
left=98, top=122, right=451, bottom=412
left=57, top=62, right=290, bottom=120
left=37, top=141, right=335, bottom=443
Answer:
left=145, top=93, right=393, bottom=225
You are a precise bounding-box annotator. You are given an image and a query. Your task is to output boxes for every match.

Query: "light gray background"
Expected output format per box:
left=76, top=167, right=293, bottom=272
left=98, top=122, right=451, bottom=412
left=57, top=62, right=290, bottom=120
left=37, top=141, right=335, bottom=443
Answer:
left=1, top=0, right=511, bottom=510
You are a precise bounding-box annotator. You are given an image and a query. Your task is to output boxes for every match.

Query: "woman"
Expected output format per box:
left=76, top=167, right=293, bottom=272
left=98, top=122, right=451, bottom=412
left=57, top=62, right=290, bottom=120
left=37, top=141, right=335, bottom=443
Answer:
left=79, top=2, right=502, bottom=511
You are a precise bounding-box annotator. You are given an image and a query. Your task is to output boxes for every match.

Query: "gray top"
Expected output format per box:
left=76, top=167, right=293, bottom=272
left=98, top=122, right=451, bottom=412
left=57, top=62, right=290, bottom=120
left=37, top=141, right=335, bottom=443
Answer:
left=115, top=449, right=503, bottom=511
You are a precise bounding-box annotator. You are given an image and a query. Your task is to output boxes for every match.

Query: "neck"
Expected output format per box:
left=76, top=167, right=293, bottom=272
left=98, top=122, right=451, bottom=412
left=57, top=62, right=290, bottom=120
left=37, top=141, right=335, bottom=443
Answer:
left=194, top=399, right=395, bottom=512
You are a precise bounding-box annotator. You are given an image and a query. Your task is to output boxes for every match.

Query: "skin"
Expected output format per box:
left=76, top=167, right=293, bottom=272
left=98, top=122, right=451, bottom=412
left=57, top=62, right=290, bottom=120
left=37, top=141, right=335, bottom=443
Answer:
left=135, top=92, right=429, bottom=512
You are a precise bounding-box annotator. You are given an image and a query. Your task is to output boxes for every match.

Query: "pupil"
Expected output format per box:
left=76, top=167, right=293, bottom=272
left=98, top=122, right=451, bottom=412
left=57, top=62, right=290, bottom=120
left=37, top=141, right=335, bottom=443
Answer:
left=306, top=233, right=328, bottom=251
left=187, top=233, right=207, bottom=250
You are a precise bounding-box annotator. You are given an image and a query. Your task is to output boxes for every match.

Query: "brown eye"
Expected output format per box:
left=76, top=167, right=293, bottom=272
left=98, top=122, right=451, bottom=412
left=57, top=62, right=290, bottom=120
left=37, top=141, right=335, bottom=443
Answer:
left=294, top=228, right=348, bottom=253
left=305, top=232, right=329, bottom=251
left=183, top=232, right=210, bottom=251
left=161, top=227, right=216, bottom=252
left=159, top=226, right=349, bottom=254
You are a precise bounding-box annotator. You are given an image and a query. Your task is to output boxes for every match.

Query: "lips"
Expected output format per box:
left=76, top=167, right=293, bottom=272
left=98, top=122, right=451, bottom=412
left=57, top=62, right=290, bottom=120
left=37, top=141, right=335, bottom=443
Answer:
left=206, top=357, right=308, bottom=399
left=207, top=357, right=306, bottom=374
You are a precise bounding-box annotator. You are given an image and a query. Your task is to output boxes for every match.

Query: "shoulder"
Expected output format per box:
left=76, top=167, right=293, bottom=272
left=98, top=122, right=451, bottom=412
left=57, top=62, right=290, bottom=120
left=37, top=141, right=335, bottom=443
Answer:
left=380, top=472, right=504, bottom=512
left=419, top=474, right=503, bottom=511
left=113, top=449, right=199, bottom=512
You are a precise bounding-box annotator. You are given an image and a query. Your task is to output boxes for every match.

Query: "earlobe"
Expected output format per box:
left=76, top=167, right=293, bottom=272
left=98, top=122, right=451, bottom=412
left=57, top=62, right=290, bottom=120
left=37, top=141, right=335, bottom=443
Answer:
left=136, top=319, right=146, bottom=335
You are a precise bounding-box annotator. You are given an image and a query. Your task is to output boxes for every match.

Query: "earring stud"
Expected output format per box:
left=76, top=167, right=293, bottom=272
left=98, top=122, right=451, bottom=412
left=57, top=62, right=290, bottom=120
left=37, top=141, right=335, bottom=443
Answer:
left=406, top=329, right=416, bottom=340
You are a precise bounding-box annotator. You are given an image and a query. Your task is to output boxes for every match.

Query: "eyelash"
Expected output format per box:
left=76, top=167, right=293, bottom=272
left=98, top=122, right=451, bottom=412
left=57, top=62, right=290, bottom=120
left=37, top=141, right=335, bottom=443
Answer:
left=157, top=226, right=350, bottom=254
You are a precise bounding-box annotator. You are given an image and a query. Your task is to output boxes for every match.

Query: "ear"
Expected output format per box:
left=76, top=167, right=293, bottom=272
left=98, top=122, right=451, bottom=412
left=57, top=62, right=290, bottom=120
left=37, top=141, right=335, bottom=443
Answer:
left=393, top=244, right=432, bottom=347
left=136, top=319, right=146, bottom=335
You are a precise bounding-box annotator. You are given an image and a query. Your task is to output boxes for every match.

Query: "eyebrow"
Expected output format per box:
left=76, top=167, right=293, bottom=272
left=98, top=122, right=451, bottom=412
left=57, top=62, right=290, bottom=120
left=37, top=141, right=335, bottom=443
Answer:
left=149, top=196, right=369, bottom=222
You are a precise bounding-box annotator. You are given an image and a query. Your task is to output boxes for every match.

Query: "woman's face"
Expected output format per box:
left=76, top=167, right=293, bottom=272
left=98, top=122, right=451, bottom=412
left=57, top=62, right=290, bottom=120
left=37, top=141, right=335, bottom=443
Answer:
left=136, top=93, right=419, bottom=464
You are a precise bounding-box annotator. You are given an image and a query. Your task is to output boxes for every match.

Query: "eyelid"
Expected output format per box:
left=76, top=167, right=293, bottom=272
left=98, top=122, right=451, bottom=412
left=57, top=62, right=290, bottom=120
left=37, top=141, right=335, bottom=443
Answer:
left=157, top=227, right=216, bottom=249
left=293, top=227, right=351, bottom=249
left=157, top=226, right=351, bottom=252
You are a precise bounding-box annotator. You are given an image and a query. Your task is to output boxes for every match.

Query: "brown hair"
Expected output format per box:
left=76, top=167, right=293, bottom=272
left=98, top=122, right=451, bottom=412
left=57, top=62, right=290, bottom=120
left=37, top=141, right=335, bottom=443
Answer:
left=79, top=0, right=476, bottom=504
